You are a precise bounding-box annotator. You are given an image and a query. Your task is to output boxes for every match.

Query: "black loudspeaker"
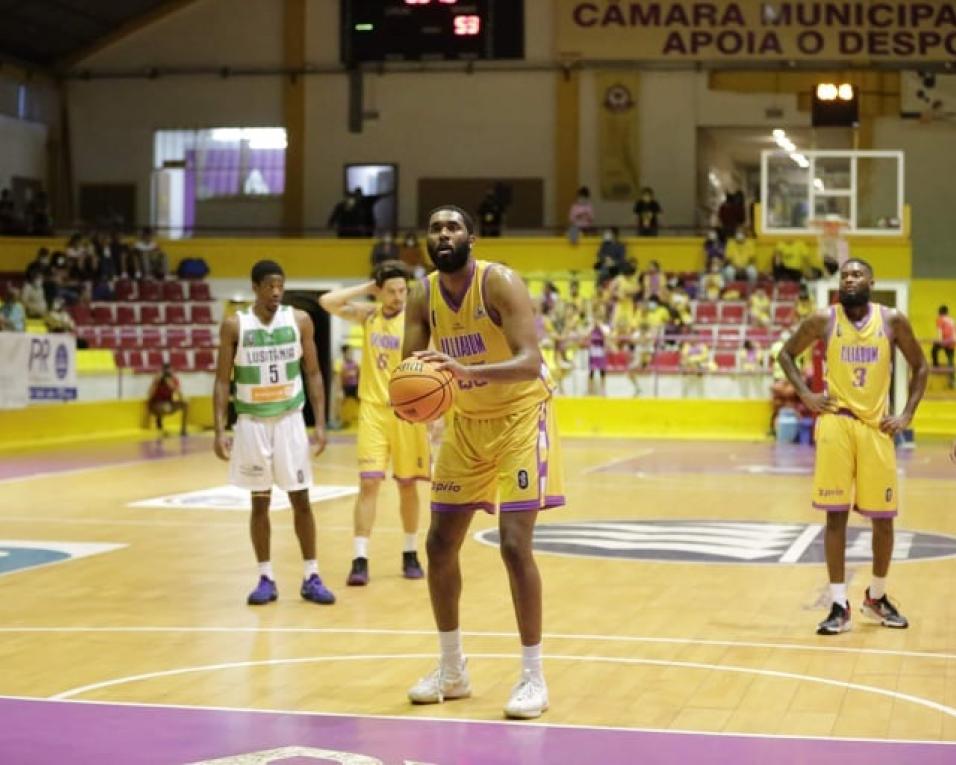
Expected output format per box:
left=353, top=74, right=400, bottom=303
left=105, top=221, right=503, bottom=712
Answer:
left=284, top=291, right=332, bottom=427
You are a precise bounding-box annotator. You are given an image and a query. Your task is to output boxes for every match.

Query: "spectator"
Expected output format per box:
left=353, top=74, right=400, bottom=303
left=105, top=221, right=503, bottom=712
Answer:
left=333, top=344, right=360, bottom=429
left=681, top=338, right=714, bottom=373
left=593, top=227, right=628, bottom=282
left=772, top=239, right=808, bottom=282
left=134, top=227, right=168, bottom=280
left=370, top=231, right=400, bottom=268
left=795, top=284, right=815, bottom=321
left=717, top=191, right=746, bottom=241
left=703, top=229, right=724, bottom=271
left=587, top=307, right=610, bottom=396
left=723, top=227, right=758, bottom=285
left=327, top=191, right=365, bottom=238
left=477, top=188, right=504, bottom=237
left=0, top=286, right=26, bottom=331
left=749, top=286, right=772, bottom=327
left=399, top=231, right=426, bottom=276
left=700, top=259, right=725, bottom=302
left=633, top=187, right=662, bottom=236
left=641, top=260, right=668, bottom=302
left=147, top=362, right=189, bottom=437
left=45, top=297, right=75, bottom=334
left=20, top=273, right=48, bottom=318
left=565, top=278, right=587, bottom=320
left=738, top=339, right=763, bottom=373
left=567, top=186, right=595, bottom=245
left=932, top=305, right=955, bottom=384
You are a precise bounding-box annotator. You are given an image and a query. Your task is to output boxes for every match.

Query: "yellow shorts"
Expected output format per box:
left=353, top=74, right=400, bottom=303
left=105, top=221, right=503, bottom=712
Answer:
left=357, top=401, right=430, bottom=483
left=431, top=399, right=565, bottom=514
left=812, top=412, right=897, bottom=518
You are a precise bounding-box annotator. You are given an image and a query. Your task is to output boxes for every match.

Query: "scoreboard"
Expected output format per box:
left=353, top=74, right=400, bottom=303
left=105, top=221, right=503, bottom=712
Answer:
left=341, top=0, right=524, bottom=63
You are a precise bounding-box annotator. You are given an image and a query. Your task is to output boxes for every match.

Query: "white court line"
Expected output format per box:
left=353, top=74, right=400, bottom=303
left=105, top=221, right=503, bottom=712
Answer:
left=0, top=517, right=355, bottom=531
left=582, top=449, right=655, bottom=474
left=47, top=651, right=956, bottom=721
left=779, top=523, right=823, bottom=563
left=3, top=625, right=956, bottom=663
left=3, top=693, right=953, bottom=746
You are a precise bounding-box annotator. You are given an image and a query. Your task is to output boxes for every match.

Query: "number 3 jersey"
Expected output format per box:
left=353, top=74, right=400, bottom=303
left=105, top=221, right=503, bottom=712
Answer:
left=825, top=303, right=892, bottom=428
left=234, top=305, right=305, bottom=417
left=427, top=260, right=553, bottom=419
left=359, top=305, right=404, bottom=406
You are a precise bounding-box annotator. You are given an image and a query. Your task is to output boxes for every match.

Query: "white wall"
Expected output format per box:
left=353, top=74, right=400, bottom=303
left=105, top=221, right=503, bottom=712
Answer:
left=0, top=114, right=48, bottom=189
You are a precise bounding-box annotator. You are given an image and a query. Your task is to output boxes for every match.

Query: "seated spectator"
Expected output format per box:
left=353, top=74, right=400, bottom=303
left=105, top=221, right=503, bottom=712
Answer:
left=737, top=339, right=763, bottom=373
left=700, top=259, right=725, bottom=301
left=568, top=186, right=595, bottom=245
left=633, top=187, right=662, bottom=236
left=723, top=227, right=758, bottom=284
left=147, top=363, right=189, bottom=437
left=21, top=273, right=48, bottom=319
left=669, top=287, right=693, bottom=328
left=795, top=284, right=815, bottom=321
left=932, top=304, right=955, bottom=387
left=611, top=261, right=640, bottom=306
left=680, top=339, right=715, bottom=373
left=703, top=230, right=725, bottom=270
left=772, top=239, right=809, bottom=282
left=565, top=278, right=587, bottom=320
left=333, top=344, right=360, bottom=429
left=45, top=297, right=76, bottom=334
left=399, top=231, right=426, bottom=276
left=0, top=286, right=26, bottom=331
left=370, top=231, right=400, bottom=268
left=749, top=287, right=772, bottom=327
left=641, top=260, right=668, bottom=302
left=594, top=227, right=628, bottom=282
left=134, top=227, right=168, bottom=279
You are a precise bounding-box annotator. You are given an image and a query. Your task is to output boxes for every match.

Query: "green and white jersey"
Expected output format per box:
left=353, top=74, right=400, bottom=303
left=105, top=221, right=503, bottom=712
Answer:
left=234, top=306, right=305, bottom=417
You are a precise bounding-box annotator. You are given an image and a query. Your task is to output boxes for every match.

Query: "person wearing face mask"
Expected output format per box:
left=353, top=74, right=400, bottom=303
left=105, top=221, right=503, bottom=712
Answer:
left=20, top=274, right=48, bottom=319
left=593, top=227, right=628, bottom=283
left=723, top=227, right=758, bottom=285
left=778, top=259, right=928, bottom=637
left=633, top=187, right=662, bottom=237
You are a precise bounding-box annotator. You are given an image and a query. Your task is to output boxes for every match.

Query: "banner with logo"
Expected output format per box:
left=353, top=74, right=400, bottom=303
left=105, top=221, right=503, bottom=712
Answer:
left=27, top=334, right=77, bottom=402
left=597, top=71, right=641, bottom=201
left=0, top=334, right=29, bottom=409
left=557, top=1, right=956, bottom=62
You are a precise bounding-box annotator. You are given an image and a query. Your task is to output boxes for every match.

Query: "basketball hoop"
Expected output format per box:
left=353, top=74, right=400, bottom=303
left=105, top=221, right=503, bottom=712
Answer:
left=810, top=214, right=849, bottom=273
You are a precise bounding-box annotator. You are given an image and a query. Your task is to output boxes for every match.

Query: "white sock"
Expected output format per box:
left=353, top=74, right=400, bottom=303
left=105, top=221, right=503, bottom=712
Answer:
left=403, top=533, right=417, bottom=553
left=869, top=576, right=887, bottom=600
left=303, top=559, right=318, bottom=578
left=354, top=536, right=369, bottom=559
left=830, top=582, right=848, bottom=607
left=438, top=629, right=464, bottom=671
left=258, top=561, right=274, bottom=580
left=521, top=643, right=543, bottom=679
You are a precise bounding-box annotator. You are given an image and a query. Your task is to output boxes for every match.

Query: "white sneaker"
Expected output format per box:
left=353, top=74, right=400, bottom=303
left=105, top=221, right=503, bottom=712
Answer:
left=407, top=661, right=472, bottom=704
left=503, top=670, right=549, bottom=719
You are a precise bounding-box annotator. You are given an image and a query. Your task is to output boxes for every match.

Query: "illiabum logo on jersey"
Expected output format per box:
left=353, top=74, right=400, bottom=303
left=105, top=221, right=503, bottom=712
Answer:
left=475, top=521, right=956, bottom=565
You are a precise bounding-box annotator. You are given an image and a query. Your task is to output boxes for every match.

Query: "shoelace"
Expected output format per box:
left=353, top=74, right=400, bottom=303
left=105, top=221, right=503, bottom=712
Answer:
left=511, top=676, right=544, bottom=703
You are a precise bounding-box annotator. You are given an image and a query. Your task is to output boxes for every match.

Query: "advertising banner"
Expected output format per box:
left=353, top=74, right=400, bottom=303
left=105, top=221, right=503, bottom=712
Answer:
left=26, top=334, right=77, bottom=402
left=597, top=71, right=642, bottom=201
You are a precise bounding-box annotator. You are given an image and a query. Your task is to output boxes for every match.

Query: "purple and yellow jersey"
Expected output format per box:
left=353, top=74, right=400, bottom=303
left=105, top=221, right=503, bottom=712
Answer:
left=427, top=260, right=553, bottom=419
left=359, top=305, right=404, bottom=406
left=825, top=304, right=892, bottom=428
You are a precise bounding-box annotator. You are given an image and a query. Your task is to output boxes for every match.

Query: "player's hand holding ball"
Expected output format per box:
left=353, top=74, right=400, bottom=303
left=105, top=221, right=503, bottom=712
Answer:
left=389, top=357, right=455, bottom=424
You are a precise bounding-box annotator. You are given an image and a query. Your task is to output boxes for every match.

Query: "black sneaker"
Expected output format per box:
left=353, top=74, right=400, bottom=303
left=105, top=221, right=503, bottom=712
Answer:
left=347, top=557, right=369, bottom=586
left=817, top=601, right=852, bottom=635
left=861, top=588, right=908, bottom=628
left=402, top=551, right=425, bottom=580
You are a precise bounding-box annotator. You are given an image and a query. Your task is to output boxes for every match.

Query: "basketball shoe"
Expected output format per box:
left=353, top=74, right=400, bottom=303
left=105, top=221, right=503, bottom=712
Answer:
left=861, top=588, right=908, bottom=628
left=402, top=551, right=425, bottom=579
left=300, top=573, right=335, bottom=604
left=816, top=601, right=852, bottom=635
left=347, top=557, right=369, bottom=586
left=407, top=661, right=471, bottom=704
left=504, top=670, right=549, bottom=719
left=247, top=576, right=277, bottom=606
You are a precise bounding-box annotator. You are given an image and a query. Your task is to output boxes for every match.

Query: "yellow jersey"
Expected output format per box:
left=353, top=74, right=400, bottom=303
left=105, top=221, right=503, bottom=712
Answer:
left=359, top=304, right=405, bottom=406
left=427, top=260, right=553, bottom=419
left=825, top=304, right=892, bottom=428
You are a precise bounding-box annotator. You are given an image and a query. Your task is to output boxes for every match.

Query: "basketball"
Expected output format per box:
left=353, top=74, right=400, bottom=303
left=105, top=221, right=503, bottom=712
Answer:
left=389, top=358, right=455, bottom=423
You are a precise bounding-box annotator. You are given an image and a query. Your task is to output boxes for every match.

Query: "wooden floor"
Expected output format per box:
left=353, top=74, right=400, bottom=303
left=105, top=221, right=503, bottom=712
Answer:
left=1, top=431, right=955, bottom=761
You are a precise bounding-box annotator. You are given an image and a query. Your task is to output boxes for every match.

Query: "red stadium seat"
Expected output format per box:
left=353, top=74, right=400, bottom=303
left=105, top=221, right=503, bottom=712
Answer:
left=169, top=350, right=192, bottom=372
left=162, top=281, right=185, bottom=302
left=165, top=304, right=188, bottom=324
left=188, top=281, right=212, bottom=301
left=723, top=281, right=751, bottom=298
left=650, top=350, right=681, bottom=372
left=716, top=327, right=742, bottom=349
left=165, top=327, right=188, bottom=348
left=189, top=303, right=215, bottom=325
left=118, top=326, right=140, bottom=349
left=115, top=304, right=137, bottom=326
left=719, top=302, right=746, bottom=325
left=70, top=305, right=93, bottom=326
left=773, top=303, right=796, bottom=327
left=115, top=349, right=137, bottom=368
left=775, top=282, right=801, bottom=300
left=77, top=326, right=96, bottom=345
left=141, top=327, right=162, bottom=349
left=92, top=304, right=115, bottom=325
left=98, top=328, right=119, bottom=349
left=714, top=351, right=737, bottom=371
left=135, top=350, right=165, bottom=374
left=191, top=327, right=215, bottom=347
left=138, top=280, right=161, bottom=302
left=114, top=279, right=136, bottom=302
left=194, top=349, right=216, bottom=371
left=694, top=302, right=718, bottom=324
left=607, top=350, right=630, bottom=372
left=745, top=326, right=772, bottom=347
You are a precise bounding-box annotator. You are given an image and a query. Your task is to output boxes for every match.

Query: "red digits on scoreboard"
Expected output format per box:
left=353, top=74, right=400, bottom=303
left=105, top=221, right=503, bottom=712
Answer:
left=454, top=14, right=480, bottom=35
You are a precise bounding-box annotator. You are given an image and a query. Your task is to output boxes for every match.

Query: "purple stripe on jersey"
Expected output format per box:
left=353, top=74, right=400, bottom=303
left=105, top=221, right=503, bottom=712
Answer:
left=481, top=263, right=503, bottom=326
left=855, top=506, right=898, bottom=518
left=360, top=471, right=387, bottom=480
left=812, top=501, right=852, bottom=512
left=394, top=474, right=430, bottom=484
left=500, top=499, right=544, bottom=511
left=544, top=494, right=566, bottom=508
left=852, top=303, right=873, bottom=330
left=438, top=260, right=476, bottom=313
left=432, top=501, right=495, bottom=514
left=880, top=304, right=895, bottom=344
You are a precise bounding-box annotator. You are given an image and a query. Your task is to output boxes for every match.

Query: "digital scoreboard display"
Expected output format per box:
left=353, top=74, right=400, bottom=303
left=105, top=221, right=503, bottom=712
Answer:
left=341, top=0, right=524, bottom=63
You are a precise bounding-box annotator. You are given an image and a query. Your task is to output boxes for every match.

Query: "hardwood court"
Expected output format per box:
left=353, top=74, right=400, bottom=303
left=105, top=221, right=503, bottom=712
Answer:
left=1, top=433, right=955, bottom=763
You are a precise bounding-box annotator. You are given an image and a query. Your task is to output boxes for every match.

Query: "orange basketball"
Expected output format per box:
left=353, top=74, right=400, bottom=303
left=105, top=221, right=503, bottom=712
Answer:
left=389, top=358, right=455, bottom=423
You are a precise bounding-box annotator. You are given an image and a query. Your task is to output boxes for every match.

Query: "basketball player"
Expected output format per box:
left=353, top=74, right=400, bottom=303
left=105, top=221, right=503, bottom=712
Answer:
left=402, top=206, right=564, bottom=719
left=319, top=261, right=429, bottom=586
left=213, top=260, right=335, bottom=607
left=778, top=259, right=928, bottom=635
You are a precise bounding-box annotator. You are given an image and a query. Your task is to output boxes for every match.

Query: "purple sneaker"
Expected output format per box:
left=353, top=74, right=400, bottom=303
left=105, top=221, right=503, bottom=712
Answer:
left=402, top=551, right=425, bottom=580
left=301, top=573, right=335, bottom=604
left=347, top=557, right=369, bottom=586
left=247, top=576, right=277, bottom=606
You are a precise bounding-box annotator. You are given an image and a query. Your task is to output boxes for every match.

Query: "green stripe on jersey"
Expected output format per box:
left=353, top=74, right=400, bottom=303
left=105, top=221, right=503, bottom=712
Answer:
left=242, top=326, right=297, bottom=348
left=285, top=360, right=301, bottom=380
left=234, top=389, right=305, bottom=417
left=234, top=365, right=261, bottom=385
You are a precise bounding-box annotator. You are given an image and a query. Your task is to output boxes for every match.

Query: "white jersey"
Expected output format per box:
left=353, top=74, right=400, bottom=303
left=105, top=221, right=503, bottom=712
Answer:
left=234, top=306, right=304, bottom=417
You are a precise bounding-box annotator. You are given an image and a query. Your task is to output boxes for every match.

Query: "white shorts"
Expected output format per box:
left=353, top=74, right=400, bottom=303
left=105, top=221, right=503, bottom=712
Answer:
left=229, top=410, right=313, bottom=492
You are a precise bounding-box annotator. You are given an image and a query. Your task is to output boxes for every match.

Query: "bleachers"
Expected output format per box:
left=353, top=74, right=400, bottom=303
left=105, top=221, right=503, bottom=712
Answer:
left=70, top=279, right=217, bottom=373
